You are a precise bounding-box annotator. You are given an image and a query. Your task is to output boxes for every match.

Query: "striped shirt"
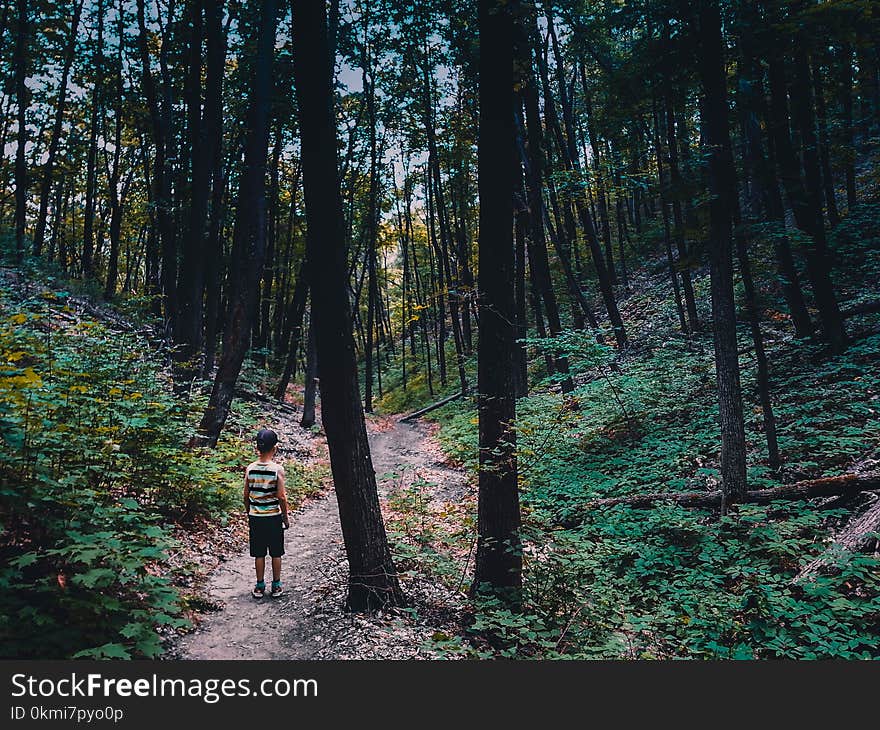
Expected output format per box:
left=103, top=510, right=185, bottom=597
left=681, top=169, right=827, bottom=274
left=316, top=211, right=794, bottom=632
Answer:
left=246, top=461, right=283, bottom=517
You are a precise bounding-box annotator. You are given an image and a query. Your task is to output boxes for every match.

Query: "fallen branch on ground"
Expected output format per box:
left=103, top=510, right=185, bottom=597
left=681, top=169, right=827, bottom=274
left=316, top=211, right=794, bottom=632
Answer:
left=556, top=473, right=880, bottom=526
left=399, top=391, right=464, bottom=422
left=794, top=495, right=880, bottom=583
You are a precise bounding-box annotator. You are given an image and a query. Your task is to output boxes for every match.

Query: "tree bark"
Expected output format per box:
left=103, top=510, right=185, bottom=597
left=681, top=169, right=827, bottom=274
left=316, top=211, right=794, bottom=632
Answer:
left=291, top=0, right=403, bottom=611
left=698, top=0, right=747, bottom=509
left=472, top=0, right=522, bottom=603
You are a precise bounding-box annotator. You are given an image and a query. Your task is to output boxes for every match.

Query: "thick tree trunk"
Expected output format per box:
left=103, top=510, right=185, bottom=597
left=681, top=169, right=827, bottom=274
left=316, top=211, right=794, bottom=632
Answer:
left=472, top=0, right=522, bottom=603
left=291, top=0, right=403, bottom=611
left=698, top=0, right=747, bottom=509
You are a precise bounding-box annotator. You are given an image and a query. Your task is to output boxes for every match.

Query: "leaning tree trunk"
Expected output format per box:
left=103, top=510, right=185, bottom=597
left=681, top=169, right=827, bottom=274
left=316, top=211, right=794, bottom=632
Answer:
left=697, top=0, right=747, bottom=510
left=196, top=0, right=276, bottom=445
left=291, top=0, right=403, bottom=611
left=472, top=0, right=522, bottom=603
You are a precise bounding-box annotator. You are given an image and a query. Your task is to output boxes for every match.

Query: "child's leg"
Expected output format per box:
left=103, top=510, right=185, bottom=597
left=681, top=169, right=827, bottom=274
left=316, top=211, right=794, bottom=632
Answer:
left=255, top=557, right=266, bottom=583
left=271, top=556, right=281, bottom=582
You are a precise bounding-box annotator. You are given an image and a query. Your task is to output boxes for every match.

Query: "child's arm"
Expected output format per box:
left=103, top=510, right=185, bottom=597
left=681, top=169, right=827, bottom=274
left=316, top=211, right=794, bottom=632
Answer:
left=243, top=466, right=251, bottom=514
left=277, top=467, right=289, bottom=528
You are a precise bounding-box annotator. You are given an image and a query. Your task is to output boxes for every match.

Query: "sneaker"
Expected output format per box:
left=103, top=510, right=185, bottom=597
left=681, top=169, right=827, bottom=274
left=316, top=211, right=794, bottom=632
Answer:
left=270, top=581, right=284, bottom=598
left=252, top=581, right=265, bottom=599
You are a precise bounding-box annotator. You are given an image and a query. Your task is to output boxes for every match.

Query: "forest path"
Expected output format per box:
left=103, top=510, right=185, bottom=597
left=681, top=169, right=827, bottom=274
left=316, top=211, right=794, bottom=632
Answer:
left=171, top=410, right=466, bottom=660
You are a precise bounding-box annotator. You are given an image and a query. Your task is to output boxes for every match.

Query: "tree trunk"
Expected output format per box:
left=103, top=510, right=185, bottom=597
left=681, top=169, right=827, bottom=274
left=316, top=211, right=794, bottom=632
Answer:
left=472, top=0, right=522, bottom=603
left=837, top=43, right=857, bottom=210
left=291, top=0, right=403, bottom=611
left=697, top=0, right=747, bottom=509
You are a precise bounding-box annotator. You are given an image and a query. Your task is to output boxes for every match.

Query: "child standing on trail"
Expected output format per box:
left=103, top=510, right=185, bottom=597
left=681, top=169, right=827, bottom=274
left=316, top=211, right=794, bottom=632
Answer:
left=244, top=428, right=289, bottom=598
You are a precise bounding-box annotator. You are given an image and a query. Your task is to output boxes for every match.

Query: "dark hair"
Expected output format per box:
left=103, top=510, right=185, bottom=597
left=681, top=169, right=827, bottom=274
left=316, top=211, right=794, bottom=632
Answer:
left=255, top=428, right=278, bottom=453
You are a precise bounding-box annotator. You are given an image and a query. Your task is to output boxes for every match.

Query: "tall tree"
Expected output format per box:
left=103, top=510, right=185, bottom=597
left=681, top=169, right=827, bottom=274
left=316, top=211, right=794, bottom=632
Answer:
left=472, top=0, right=521, bottom=601
left=697, top=0, right=747, bottom=508
left=291, top=0, right=404, bottom=611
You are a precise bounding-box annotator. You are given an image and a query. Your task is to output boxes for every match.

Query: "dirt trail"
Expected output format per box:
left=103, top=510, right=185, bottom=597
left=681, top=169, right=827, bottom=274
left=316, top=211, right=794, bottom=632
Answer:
left=172, top=413, right=467, bottom=660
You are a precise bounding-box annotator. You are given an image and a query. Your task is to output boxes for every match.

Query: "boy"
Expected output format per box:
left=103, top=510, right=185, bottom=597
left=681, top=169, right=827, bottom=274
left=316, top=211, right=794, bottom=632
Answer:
left=244, top=428, right=289, bottom=598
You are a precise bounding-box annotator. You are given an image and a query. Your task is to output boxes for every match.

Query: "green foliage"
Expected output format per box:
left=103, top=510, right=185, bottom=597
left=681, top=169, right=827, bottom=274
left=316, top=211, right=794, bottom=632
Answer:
left=414, top=207, right=880, bottom=658
left=0, top=275, right=245, bottom=658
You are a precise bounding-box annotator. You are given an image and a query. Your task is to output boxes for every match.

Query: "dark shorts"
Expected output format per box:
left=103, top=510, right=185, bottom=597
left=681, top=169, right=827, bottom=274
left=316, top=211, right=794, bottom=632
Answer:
left=248, top=515, right=285, bottom=558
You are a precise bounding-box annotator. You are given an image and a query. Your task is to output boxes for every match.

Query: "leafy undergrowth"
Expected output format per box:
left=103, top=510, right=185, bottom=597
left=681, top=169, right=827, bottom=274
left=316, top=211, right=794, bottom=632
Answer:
left=0, top=268, right=316, bottom=659
left=395, top=203, right=880, bottom=659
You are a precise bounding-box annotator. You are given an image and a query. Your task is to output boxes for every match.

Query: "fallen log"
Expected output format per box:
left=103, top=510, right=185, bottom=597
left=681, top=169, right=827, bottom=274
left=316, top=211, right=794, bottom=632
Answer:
left=399, top=391, right=464, bottom=422
left=556, top=473, right=880, bottom=526
left=794, top=496, right=880, bottom=583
